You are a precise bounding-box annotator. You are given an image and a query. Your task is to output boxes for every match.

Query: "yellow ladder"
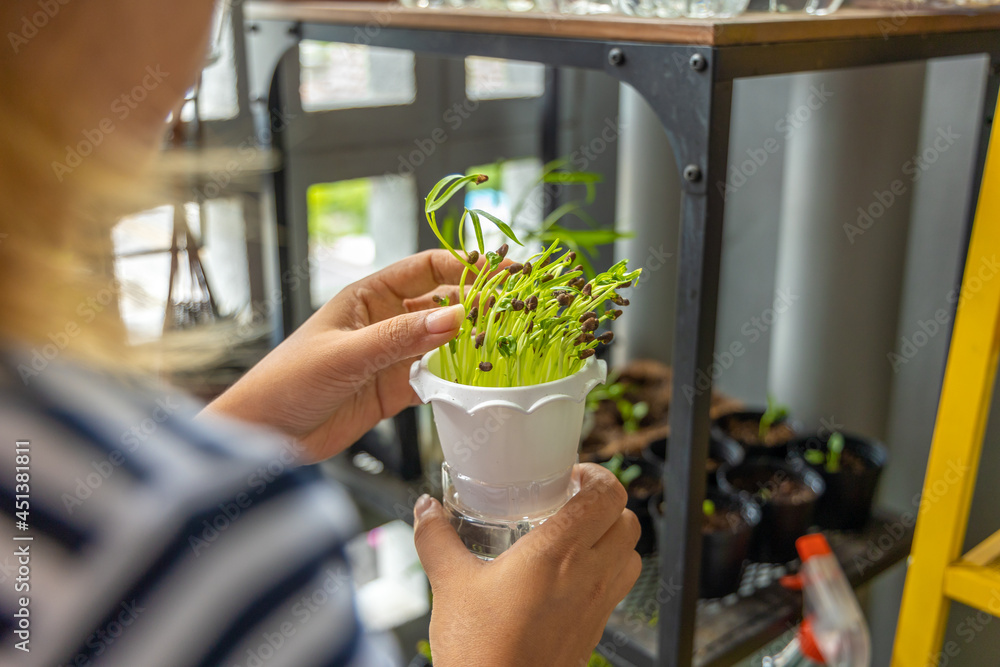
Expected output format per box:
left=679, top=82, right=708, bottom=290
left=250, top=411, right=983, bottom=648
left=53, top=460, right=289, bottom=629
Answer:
left=892, top=95, right=1000, bottom=665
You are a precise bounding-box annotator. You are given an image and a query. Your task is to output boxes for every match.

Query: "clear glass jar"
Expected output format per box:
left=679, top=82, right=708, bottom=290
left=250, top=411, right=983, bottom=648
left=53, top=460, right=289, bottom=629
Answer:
left=661, top=0, right=748, bottom=17
left=558, top=0, right=619, bottom=14
left=767, top=0, right=844, bottom=14
left=619, top=0, right=660, bottom=16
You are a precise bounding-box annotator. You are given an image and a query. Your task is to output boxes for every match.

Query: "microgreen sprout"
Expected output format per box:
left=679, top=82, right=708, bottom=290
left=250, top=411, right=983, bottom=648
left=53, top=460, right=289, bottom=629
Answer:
left=585, top=372, right=626, bottom=412
left=601, top=453, right=644, bottom=489
left=803, top=432, right=846, bottom=473
left=585, top=376, right=648, bottom=432
left=703, top=499, right=716, bottom=517
left=826, top=432, right=845, bottom=473
left=619, top=400, right=649, bottom=434
left=425, top=173, right=641, bottom=387
left=758, top=394, right=789, bottom=441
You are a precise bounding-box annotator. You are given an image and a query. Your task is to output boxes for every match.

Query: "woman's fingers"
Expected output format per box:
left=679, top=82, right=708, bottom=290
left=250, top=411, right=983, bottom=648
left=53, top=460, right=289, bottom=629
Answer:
left=534, top=464, right=628, bottom=553
left=338, top=304, right=465, bottom=377
left=367, top=249, right=482, bottom=301
left=592, top=508, right=642, bottom=555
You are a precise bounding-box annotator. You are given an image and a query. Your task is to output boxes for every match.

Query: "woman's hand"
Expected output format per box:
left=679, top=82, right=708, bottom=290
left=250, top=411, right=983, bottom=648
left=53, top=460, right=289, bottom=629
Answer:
left=414, top=463, right=643, bottom=667
left=205, top=250, right=473, bottom=461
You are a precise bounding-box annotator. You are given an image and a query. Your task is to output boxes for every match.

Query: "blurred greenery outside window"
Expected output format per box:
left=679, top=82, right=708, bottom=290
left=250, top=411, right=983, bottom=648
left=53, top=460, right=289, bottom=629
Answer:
left=307, top=175, right=417, bottom=309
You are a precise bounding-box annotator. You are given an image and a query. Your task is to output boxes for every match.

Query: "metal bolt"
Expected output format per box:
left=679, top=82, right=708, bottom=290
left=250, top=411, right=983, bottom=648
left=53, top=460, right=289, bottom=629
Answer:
left=689, top=53, right=708, bottom=72
left=608, top=48, right=625, bottom=67
left=683, top=165, right=702, bottom=182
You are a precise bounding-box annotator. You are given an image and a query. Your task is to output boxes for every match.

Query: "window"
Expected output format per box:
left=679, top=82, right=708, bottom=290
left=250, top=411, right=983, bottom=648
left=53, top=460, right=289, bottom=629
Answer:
left=196, top=10, right=239, bottom=121
left=465, top=57, right=545, bottom=101
left=300, top=42, right=417, bottom=112
left=463, top=158, right=543, bottom=262
left=307, top=174, right=418, bottom=308
left=112, top=200, right=249, bottom=343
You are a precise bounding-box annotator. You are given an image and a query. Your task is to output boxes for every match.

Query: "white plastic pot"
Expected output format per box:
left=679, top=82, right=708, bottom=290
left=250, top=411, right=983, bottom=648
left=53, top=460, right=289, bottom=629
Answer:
left=410, top=348, right=607, bottom=519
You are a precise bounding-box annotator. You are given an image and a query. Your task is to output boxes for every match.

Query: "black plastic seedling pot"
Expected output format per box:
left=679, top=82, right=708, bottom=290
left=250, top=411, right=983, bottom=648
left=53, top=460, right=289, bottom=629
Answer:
left=718, top=457, right=824, bottom=563
left=624, top=456, right=663, bottom=556
left=789, top=432, right=888, bottom=531
left=712, top=410, right=800, bottom=460
left=642, top=434, right=745, bottom=486
left=649, top=488, right=761, bottom=599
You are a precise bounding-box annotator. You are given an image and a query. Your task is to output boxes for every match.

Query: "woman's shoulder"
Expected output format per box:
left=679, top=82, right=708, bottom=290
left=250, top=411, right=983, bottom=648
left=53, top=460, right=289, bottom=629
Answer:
left=0, top=355, right=390, bottom=667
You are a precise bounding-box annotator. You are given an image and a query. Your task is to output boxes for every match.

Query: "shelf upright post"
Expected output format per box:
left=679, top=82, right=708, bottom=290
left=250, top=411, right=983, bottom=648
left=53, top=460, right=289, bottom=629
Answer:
left=613, top=44, right=734, bottom=667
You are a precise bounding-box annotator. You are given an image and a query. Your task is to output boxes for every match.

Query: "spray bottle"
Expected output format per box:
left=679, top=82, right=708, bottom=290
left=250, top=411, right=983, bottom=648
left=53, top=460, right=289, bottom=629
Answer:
left=763, top=534, right=871, bottom=667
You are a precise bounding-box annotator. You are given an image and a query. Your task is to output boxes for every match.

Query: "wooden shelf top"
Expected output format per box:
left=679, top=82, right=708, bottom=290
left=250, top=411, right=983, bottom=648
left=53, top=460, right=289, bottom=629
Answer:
left=246, top=1, right=1000, bottom=46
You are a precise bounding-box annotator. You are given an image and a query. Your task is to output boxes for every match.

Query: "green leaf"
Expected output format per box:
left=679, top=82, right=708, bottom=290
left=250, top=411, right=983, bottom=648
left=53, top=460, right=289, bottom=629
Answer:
left=619, top=464, right=643, bottom=488
left=425, top=174, right=462, bottom=207
left=468, top=210, right=485, bottom=254
left=759, top=393, right=789, bottom=441
left=601, top=453, right=624, bottom=477
left=542, top=171, right=603, bottom=185
left=485, top=251, right=502, bottom=270
left=588, top=652, right=613, bottom=667
left=804, top=449, right=826, bottom=466
left=826, top=432, right=845, bottom=473
left=498, top=335, right=517, bottom=357
left=427, top=174, right=485, bottom=213
left=542, top=225, right=631, bottom=247
left=473, top=209, right=522, bottom=246
left=417, top=640, right=433, bottom=662
left=632, top=401, right=649, bottom=421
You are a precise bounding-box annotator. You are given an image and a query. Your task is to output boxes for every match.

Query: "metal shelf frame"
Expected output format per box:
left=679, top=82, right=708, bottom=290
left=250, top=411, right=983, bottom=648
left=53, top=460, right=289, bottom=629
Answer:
left=244, top=6, right=1000, bottom=665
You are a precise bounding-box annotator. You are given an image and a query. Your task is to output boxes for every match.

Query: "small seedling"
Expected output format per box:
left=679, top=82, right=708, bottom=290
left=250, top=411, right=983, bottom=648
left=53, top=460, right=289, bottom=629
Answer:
left=586, top=376, right=648, bottom=433
left=826, top=432, right=845, bottom=473
left=758, top=394, right=789, bottom=441
left=585, top=372, right=627, bottom=412
left=425, top=173, right=641, bottom=387
left=803, top=431, right=847, bottom=474
left=602, top=453, right=643, bottom=489
left=618, top=399, right=649, bottom=434
left=703, top=499, right=716, bottom=517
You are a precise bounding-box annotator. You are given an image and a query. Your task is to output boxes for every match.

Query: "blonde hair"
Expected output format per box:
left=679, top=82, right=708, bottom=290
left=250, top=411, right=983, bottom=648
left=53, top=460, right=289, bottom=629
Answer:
left=0, top=3, right=266, bottom=378
left=0, top=63, right=144, bottom=369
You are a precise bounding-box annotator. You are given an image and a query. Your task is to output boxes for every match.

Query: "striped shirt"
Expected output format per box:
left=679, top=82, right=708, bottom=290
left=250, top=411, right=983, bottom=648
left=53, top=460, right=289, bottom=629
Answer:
left=0, top=353, right=400, bottom=666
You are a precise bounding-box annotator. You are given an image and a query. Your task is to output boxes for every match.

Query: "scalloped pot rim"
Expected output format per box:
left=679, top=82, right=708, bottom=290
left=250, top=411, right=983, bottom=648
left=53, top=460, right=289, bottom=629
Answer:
left=409, top=348, right=607, bottom=416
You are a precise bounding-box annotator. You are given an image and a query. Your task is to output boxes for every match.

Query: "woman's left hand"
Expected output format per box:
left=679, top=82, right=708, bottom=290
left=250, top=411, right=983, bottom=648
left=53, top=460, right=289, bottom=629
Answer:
left=204, top=250, right=472, bottom=461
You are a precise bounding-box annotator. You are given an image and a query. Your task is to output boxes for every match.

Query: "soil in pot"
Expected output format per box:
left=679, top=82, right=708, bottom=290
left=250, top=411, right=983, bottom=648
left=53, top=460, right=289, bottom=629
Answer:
left=581, top=360, right=671, bottom=462
left=718, top=458, right=824, bottom=563
left=582, top=358, right=744, bottom=462
left=642, top=435, right=744, bottom=486
left=649, top=489, right=761, bottom=599
left=790, top=432, right=887, bottom=531
left=713, top=409, right=798, bottom=459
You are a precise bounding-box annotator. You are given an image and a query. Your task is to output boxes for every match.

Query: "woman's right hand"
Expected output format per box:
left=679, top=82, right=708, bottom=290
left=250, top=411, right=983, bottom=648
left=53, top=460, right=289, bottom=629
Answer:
left=413, top=463, right=643, bottom=667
